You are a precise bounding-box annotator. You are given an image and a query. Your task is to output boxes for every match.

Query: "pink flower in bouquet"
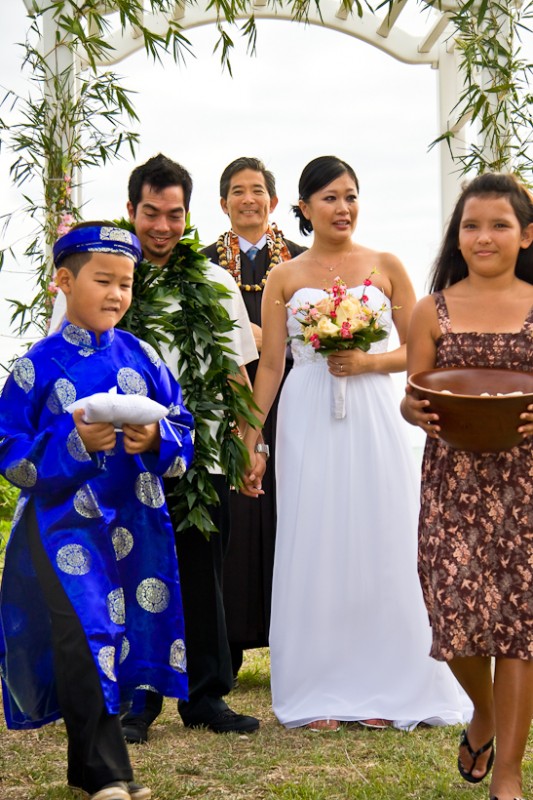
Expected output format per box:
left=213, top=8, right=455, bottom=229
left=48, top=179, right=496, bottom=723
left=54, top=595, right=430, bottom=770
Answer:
left=288, top=273, right=389, bottom=355
left=340, top=322, right=353, bottom=340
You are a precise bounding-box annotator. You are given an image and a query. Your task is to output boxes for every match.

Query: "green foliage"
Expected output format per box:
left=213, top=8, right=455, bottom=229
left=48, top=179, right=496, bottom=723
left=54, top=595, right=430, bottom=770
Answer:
left=119, top=220, right=259, bottom=538
left=0, top=475, right=18, bottom=559
left=0, top=475, right=18, bottom=522
left=427, top=0, right=533, bottom=182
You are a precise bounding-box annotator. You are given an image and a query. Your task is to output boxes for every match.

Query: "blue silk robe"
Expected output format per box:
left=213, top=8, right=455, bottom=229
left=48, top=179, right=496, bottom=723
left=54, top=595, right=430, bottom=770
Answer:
left=0, top=322, right=194, bottom=729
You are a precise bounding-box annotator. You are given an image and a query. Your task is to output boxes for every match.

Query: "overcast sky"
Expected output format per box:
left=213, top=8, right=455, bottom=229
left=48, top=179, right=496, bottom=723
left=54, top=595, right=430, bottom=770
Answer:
left=1, top=2, right=532, bottom=379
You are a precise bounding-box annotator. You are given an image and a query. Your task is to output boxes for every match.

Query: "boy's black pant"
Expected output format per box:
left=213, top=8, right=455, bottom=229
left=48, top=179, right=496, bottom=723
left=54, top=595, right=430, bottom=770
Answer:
left=27, top=503, right=133, bottom=795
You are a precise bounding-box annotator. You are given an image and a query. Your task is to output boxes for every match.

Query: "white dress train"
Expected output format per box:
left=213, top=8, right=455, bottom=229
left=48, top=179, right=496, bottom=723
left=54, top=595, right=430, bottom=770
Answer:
left=270, top=285, right=470, bottom=729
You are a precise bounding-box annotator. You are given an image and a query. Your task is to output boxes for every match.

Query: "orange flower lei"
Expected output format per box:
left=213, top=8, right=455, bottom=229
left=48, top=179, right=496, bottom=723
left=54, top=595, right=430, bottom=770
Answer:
left=216, top=225, right=292, bottom=292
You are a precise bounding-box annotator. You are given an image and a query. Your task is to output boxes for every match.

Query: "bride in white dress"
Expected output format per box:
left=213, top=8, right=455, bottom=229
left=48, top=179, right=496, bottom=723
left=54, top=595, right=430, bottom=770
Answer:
left=243, top=156, right=469, bottom=730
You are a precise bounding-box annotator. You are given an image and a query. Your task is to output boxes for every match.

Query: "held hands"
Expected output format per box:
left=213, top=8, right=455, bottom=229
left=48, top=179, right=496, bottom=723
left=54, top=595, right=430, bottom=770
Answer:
left=73, top=409, right=161, bottom=454
left=240, top=444, right=267, bottom=499
left=327, top=349, right=370, bottom=377
left=402, top=384, right=441, bottom=439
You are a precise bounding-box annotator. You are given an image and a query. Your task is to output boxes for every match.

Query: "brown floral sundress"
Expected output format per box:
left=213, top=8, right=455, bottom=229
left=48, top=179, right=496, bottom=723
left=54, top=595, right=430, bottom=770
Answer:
left=419, top=292, right=533, bottom=661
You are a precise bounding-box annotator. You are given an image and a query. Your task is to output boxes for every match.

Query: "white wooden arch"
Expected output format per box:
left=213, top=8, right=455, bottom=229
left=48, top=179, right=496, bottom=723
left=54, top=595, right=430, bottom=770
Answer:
left=23, top=0, right=514, bottom=224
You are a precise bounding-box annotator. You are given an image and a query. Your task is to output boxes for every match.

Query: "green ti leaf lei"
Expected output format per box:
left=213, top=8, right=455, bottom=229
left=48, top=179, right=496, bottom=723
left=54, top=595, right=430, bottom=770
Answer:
left=118, top=219, right=258, bottom=539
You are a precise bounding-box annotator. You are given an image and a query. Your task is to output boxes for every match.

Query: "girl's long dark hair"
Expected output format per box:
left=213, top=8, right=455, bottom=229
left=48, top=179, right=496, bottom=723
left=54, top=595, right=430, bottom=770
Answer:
left=429, top=173, right=533, bottom=292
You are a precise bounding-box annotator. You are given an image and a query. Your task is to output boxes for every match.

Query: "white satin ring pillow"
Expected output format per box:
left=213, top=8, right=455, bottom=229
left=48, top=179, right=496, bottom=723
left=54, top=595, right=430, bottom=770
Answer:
left=66, top=388, right=169, bottom=427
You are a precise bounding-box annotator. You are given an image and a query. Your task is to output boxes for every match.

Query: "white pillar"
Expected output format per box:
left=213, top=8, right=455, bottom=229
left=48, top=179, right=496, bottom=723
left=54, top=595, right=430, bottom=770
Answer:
left=40, top=3, right=81, bottom=262
left=479, top=4, right=512, bottom=171
left=437, top=37, right=466, bottom=229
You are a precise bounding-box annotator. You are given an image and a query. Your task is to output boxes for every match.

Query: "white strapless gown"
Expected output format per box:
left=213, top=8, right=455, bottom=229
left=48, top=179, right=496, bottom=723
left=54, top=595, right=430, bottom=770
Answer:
left=270, top=286, right=470, bottom=728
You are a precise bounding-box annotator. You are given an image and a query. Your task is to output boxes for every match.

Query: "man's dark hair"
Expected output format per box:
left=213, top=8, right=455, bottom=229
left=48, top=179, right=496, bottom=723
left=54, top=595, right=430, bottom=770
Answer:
left=219, top=157, right=276, bottom=200
left=128, top=154, right=193, bottom=213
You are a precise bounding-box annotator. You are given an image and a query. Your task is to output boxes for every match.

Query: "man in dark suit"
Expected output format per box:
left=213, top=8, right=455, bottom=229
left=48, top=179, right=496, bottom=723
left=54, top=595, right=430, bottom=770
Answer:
left=202, top=157, right=305, bottom=678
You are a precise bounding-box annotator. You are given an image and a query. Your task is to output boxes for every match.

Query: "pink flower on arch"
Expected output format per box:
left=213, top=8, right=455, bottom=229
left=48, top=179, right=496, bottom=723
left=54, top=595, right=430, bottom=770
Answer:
left=57, top=212, right=75, bottom=237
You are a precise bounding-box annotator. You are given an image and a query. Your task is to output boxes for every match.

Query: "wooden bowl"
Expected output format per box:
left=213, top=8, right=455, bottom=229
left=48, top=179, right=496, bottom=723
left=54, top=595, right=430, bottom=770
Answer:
left=408, top=367, right=533, bottom=452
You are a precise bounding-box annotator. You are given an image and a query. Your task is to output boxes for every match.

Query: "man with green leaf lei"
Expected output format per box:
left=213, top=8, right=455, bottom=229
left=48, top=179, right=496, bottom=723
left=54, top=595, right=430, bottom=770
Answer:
left=118, top=155, right=262, bottom=740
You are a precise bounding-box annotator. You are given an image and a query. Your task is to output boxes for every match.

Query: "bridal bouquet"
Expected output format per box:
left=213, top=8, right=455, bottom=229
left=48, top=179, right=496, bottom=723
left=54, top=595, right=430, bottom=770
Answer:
left=289, top=274, right=388, bottom=355
left=288, top=274, right=390, bottom=420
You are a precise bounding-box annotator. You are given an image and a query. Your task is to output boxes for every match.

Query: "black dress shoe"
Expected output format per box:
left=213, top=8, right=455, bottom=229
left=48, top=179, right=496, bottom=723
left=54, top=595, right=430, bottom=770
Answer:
left=121, top=718, right=149, bottom=744
left=184, top=707, right=260, bottom=733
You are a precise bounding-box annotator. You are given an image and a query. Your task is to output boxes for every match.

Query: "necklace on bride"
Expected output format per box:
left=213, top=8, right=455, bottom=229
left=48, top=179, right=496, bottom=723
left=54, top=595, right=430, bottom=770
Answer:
left=310, top=248, right=354, bottom=274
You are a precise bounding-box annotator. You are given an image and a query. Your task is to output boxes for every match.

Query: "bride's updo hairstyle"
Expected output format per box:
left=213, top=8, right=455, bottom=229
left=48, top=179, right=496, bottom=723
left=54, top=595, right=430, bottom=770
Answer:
left=429, top=172, right=533, bottom=292
left=292, top=156, right=359, bottom=236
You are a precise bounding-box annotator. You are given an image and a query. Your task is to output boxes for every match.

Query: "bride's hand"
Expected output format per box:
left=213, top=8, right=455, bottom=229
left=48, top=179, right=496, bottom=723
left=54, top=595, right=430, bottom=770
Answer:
left=240, top=452, right=266, bottom=498
left=327, top=349, right=371, bottom=377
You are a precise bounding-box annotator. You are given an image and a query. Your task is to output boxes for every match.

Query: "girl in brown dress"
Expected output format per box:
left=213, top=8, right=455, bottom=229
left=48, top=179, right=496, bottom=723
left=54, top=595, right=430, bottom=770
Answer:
left=402, top=173, right=533, bottom=800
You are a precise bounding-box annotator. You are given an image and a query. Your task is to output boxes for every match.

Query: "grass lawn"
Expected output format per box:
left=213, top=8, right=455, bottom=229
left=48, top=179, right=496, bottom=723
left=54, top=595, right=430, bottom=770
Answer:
left=0, top=647, right=531, bottom=800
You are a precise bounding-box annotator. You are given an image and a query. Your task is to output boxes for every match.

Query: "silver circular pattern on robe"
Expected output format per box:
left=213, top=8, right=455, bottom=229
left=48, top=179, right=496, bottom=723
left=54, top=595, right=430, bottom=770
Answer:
left=111, top=527, right=134, bottom=561
left=107, top=588, right=126, bottom=625
left=139, top=340, right=160, bottom=366
left=13, top=358, right=35, bottom=393
left=163, top=456, right=187, bottom=479
left=67, top=428, right=91, bottom=462
left=167, top=403, right=179, bottom=419
left=73, top=485, right=103, bottom=518
left=117, top=368, right=147, bottom=396
left=63, top=324, right=93, bottom=348
left=56, top=544, right=92, bottom=576
left=47, top=378, right=77, bottom=415
left=6, top=459, right=37, bottom=488
left=169, top=639, right=187, bottom=672
left=119, top=636, right=130, bottom=663
left=98, top=645, right=117, bottom=682
left=136, top=578, right=170, bottom=613
left=135, top=472, right=164, bottom=508
left=136, top=684, right=158, bottom=692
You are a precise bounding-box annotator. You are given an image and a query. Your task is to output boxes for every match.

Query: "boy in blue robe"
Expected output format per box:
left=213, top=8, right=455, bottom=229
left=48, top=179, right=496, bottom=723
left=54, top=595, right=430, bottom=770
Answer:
left=0, top=224, right=194, bottom=800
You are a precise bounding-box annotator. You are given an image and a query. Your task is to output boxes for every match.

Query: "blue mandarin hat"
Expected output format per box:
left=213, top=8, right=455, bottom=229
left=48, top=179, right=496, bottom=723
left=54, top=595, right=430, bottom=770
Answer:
left=53, top=225, right=143, bottom=268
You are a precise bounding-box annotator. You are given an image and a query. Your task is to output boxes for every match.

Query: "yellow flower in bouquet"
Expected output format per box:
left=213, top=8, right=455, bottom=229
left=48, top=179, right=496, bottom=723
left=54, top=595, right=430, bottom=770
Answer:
left=316, top=316, right=340, bottom=337
left=289, top=274, right=389, bottom=355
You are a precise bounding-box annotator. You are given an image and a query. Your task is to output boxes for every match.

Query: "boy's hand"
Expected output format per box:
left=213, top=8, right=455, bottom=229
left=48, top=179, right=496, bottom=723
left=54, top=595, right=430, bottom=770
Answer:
left=122, top=422, right=161, bottom=454
left=73, top=408, right=116, bottom=452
